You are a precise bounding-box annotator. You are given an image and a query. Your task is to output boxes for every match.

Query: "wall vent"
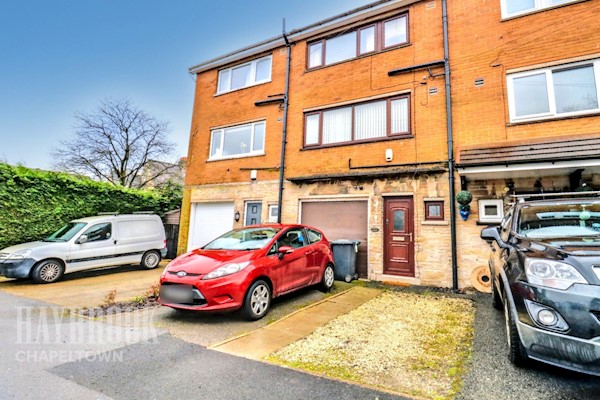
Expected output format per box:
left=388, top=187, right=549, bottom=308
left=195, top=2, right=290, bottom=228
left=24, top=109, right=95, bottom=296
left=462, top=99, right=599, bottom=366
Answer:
left=429, top=87, right=438, bottom=95
left=475, top=78, right=485, bottom=87
left=426, top=1, right=436, bottom=10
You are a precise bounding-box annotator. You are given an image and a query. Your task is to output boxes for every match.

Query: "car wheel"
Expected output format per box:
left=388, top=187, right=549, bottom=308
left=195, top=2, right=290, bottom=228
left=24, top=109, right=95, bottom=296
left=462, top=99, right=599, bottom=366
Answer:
left=32, top=259, right=64, bottom=284
left=503, top=290, right=529, bottom=367
left=243, top=280, right=271, bottom=321
left=491, top=280, right=502, bottom=311
left=319, top=264, right=335, bottom=292
left=140, top=250, right=161, bottom=269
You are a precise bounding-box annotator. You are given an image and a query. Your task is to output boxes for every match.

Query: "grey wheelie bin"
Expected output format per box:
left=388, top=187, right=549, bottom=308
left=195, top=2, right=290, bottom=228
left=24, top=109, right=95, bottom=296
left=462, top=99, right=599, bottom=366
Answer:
left=330, top=239, right=361, bottom=282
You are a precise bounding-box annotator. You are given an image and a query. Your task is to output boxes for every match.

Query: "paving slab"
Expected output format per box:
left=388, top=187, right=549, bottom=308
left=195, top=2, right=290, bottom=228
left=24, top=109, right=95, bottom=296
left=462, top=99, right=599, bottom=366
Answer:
left=209, top=286, right=382, bottom=359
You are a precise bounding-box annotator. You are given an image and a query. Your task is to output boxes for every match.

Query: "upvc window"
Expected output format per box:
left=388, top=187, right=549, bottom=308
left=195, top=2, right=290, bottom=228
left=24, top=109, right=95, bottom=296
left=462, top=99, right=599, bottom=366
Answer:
left=478, top=199, right=504, bottom=223
left=209, top=121, right=266, bottom=160
left=501, top=0, right=579, bottom=18
left=507, top=59, right=600, bottom=122
left=307, top=14, right=408, bottom=69
left=304, top=95, right=410, bottom=147
left=217, top=56, right=272, bottom=94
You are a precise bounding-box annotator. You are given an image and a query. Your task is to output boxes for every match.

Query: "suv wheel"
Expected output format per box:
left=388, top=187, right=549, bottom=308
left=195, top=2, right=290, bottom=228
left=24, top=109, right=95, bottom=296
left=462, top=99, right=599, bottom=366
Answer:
left=503, top=291, right=529, bottom=366
left=491, top=280, right=502, bottom=311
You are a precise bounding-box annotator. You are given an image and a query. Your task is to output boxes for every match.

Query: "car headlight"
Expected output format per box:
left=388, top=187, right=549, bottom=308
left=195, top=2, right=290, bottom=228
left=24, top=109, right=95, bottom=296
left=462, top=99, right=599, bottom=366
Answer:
left=525, top=259, right=587, bottom=290
left=203, top=262, right=250, bottom=280
left=9, top=249, right=32, bottom=260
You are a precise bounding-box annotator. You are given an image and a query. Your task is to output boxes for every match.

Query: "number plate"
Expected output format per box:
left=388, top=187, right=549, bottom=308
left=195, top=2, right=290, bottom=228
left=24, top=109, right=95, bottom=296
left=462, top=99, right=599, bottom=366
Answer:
left=160, top=285, right=193, bottom=304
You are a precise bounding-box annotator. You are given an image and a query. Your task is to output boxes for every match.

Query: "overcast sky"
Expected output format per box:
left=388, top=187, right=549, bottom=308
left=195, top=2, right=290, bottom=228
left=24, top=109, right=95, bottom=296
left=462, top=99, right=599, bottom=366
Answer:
left=0, top=0, right=374, bottom=170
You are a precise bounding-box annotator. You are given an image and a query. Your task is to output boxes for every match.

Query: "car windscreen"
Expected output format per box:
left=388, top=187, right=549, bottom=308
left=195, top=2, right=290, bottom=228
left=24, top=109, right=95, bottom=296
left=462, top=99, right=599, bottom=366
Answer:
left=203, top=227, right=281, bottom=250
left=517, top=202, right=600, bottom=238
left=44, top=222, right=87, bottom=242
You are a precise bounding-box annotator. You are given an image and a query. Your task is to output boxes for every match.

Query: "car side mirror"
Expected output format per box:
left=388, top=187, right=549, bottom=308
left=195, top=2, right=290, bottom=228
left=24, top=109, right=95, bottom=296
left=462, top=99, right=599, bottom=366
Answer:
left=480, top=227, right=509, bottom=249
left=76, top=234, right=88, bottom=244
left=277, top=245, right=294, bottom=260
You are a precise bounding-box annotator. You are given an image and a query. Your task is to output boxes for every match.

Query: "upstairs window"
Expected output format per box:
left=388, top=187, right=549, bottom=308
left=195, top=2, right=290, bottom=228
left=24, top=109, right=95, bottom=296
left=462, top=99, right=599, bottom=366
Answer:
left=209, top=121, right=266, bottom=160
left=507, top=59, right=600, bottom=122
left=501, top=0, right=579, bottom=18
left=217, top=56, right=272, bottom=94
left=304, top=95, right=410, bottom=147
left=307, top=14, right=408, bottom=69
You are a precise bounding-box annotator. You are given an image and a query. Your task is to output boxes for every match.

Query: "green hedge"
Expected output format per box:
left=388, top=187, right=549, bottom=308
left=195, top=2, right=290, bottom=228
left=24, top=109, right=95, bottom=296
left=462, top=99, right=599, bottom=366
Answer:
left=0, top=163, right=181, bottom=249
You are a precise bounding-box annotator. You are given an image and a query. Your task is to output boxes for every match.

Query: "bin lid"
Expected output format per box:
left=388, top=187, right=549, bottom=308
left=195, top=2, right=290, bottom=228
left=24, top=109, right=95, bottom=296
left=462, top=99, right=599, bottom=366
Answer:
left=331, top=239, right=361, bottom=245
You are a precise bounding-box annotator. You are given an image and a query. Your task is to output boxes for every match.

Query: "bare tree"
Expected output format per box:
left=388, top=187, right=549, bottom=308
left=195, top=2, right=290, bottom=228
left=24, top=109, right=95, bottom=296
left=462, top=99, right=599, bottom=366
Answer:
left=52, top=98, right=178, bottom=188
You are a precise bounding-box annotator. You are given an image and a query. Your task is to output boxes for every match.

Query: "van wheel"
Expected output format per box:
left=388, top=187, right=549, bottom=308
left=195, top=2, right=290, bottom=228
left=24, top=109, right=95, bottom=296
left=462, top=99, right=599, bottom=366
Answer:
left=32, top=260, right=64, bottom=284
left=141, top=251, right=161, bottom=269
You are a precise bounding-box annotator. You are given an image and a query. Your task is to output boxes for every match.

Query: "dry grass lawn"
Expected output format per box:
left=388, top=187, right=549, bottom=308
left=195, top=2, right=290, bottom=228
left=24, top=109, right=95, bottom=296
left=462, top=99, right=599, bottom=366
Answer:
left=267, top=290, right=475, bottom=400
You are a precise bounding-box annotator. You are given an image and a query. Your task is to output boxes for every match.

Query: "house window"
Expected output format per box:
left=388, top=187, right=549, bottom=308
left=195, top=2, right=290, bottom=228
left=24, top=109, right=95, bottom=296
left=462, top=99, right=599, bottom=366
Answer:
left=307, top=14, right=408, bottom=69
left=209, top=121, right=266, bottom=160
left=501, top=0, right=578, bottom=18
left=507, top=59, right=600, bottom=122
left=304, top=95, right=410, bottom=147
left=478, top=199, right=504, bottom=223
left=268, top=205, right=279, bottom=223
left=425, top=201, right=444, bottom=221
left=217, top=55, right=272, bottom=94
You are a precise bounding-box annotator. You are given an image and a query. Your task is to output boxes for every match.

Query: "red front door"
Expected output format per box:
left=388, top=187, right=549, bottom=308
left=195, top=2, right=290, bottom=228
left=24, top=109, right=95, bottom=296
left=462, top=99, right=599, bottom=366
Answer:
left=384, top=197, right=415, bottom=276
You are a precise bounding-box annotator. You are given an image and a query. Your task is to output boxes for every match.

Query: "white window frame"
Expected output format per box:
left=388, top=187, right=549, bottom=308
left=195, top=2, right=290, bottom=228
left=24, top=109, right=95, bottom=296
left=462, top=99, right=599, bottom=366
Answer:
left=209, top=121, right=266, bottom=161
left=216, top=55, right=272, bottom=94
left=507, top=59, right=600, bottom=123
left=478, top=199, right=504, bottom=223
left=268, top=204, right=279, bottom=223
left=500, top=0, right=578, bottom=19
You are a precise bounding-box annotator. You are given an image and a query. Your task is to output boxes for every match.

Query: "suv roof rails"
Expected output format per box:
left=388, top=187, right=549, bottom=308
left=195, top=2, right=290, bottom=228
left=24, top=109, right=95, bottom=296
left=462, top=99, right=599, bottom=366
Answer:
left=512, top=191, right=600, bottom=203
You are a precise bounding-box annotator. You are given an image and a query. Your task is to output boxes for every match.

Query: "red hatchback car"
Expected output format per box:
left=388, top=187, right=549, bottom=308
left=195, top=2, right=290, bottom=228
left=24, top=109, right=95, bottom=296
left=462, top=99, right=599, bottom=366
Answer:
left=159, top=224, right=335, bottom=320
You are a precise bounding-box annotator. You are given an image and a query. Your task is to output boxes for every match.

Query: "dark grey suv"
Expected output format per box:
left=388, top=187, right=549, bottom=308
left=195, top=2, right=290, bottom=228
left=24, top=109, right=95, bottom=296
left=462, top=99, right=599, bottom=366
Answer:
left=481, top=193, right=600, bottom=376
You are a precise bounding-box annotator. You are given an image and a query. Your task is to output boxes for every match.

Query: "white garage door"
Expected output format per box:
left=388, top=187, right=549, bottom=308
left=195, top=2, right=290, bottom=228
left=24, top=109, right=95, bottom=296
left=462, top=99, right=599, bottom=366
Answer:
left=188, top=202, right=234, bottom=251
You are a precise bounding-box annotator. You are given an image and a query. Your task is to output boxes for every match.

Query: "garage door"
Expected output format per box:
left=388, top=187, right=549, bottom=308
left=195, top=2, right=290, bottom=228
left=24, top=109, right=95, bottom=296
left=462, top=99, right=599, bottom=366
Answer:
left=188, top=202, right=234, bottom=251
left=301, top=200, right=368, bottom=278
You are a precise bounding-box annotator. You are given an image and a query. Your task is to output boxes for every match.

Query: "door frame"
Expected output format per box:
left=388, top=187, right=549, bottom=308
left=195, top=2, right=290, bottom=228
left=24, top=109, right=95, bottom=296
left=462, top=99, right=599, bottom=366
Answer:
left=383, top=196, right=415, bottom=277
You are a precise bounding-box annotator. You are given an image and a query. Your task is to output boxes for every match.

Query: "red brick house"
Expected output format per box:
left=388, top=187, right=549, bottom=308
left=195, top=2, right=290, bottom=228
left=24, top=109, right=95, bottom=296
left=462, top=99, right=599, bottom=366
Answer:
left=179, top=0, right=600, bottom=289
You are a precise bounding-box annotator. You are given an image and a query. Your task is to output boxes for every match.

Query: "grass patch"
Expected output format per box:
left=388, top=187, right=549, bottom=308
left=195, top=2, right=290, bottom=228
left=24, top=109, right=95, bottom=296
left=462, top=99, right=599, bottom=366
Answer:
left=267, top=290, right=474, bottom=399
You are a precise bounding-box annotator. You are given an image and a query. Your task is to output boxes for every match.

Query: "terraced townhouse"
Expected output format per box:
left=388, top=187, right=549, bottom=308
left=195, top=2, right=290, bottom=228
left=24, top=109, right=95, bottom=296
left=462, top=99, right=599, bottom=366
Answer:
left=178, top=0, right=600, bottom=290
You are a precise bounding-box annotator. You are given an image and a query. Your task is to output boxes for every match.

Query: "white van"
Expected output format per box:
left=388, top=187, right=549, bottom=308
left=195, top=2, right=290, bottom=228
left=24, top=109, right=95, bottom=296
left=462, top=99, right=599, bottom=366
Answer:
left=0, top=213, right=167, bottom=283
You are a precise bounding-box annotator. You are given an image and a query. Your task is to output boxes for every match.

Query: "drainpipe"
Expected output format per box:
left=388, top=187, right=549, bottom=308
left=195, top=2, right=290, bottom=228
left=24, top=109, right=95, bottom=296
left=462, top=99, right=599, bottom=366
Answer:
left=277, top=29, right=292, bottom=223
left=442, top=0, right=459, bottom=291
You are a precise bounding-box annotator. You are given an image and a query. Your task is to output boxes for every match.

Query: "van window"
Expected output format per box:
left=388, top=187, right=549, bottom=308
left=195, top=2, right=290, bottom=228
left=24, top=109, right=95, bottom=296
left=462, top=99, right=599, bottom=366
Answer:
left=118, top=220, right=159, bottom=239
left=82, top=223, right=112, bottom=242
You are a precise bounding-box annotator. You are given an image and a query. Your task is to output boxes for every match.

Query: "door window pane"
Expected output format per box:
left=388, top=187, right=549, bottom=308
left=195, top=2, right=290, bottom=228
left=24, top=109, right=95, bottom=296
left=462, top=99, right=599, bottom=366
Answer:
left=553, top=65, right=598, bottom=113
left=230, top=64, right=251, bottom=90
left=326, top=32, right=357, bottom=65
left=252, top=122, right=265, bottom=152
left=394, top=210, right=405, bottom=231
left=384, top=17, right=407, bottom=48
left=83, top=223, right=112, bottom=242
left=359, top=26, right=375, bottom=54
left=322, top=107, right=352, bottom=144
left=513, top=73, right=550, bottom=117
left=255, top=58, right=271, bottom=82
left=308, top=42, right=323, bottom=68
left=391, top=97, right=409, bottom=133
left=354, top=100, right=386, bottom=140
left=305, top=114, right=320, bottom=145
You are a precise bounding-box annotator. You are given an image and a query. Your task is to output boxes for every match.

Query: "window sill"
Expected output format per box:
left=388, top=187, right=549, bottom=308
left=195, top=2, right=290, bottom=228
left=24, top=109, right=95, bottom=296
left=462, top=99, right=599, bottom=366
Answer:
left=421, top=220, right=448, bottom=226
left=477, top=221, right=501, bottom=226
left=207, top=152, right=265, bottom=162
left=302, top=135, right=413, bottom=151
left=507, top=110, right=600, bottom=127
left=214, top=80, right=272, bottom=97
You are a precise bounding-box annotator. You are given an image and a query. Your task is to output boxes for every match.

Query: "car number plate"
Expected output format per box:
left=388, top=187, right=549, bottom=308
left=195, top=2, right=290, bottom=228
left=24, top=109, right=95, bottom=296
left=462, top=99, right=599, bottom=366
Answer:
left=160, top=285, right=193, bottom=304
